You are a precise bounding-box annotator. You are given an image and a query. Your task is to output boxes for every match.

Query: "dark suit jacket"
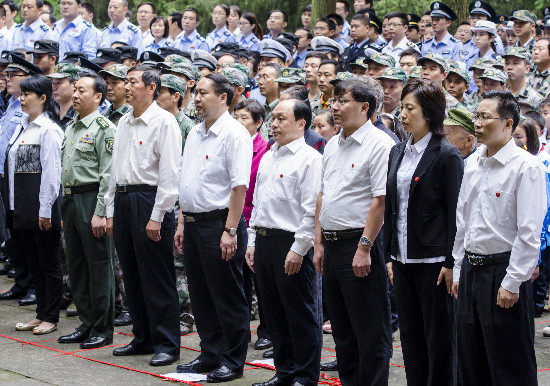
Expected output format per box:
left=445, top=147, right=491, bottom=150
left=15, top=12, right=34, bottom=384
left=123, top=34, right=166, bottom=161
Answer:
left=342, top=40, right=384, bottom=71
left=384, top=134, right=464, bottom=268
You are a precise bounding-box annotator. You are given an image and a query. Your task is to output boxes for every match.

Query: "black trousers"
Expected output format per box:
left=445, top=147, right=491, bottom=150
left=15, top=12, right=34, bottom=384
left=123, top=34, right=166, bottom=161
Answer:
left=18, top=229, right=61, bottom=323
left=255, top=233, right=321, bottom=385
left=113, top=191, right=180, bottom=356
left=323, top=233, right=392, bottom=386
left=392, top=261, right=455, bottom=386
left=8, top=230, right=34, bottom=295
left=183, top=214, right=249, bottom=371
left=532, top=247, right=550, bottom=315
left=457, top=258, right=537, bottom=386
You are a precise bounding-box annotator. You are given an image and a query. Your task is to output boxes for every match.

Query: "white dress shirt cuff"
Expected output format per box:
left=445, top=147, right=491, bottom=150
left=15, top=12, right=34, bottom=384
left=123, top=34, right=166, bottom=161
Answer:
left=501, top=274, right=521, bottom=294
left=290, top=239, right=310, bottom=257
left=39, top=206, right=52, bottom=218
left=247, top=228, right=256, bottom=247
left=150, top=208, right=165, bottom=223
left=453, top=265, right=461, bottom=282
left=106, top=205, right=114, bottom=218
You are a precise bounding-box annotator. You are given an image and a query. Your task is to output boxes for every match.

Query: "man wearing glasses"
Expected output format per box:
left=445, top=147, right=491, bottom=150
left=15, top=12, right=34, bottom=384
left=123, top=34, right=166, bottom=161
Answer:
left=453, top=90, right=545, bottom=386
left=382, top=12, right=413, bottom=63
left=11, top=0, right=55, bottom=53
left=53, top=0, right=97, bottom=60
left=135, top=2, right=156, bottom=47
left=313, top=78, right=394, bottom=385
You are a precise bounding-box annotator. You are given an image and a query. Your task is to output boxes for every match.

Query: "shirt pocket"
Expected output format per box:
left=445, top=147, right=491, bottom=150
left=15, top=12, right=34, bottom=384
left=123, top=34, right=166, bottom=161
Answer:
left=75, top=142, right=96, bottom=166
left=198, top=154, right=225, bottom=182
left=272, top=175, right=297, bottom=201
left=133, top=138, right=152, bottom=168
left=481, top=188, right=513, bottom=224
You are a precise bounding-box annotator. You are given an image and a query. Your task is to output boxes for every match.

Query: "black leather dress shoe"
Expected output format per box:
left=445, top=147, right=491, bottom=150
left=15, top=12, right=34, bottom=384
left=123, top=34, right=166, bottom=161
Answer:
left=206, top=366, right=243, bottom=383
left=114, top=312, right=132, bottom=326
left=0, top=261, right=13, bottom=275
left=113, top=343, right=154, bottom=356
left=7, top=268, right=14, bottom=278
left=252, top=376, right=292, bottom=386
left=18, top=293, right=36, bottom=306
left=149, top=352, right=179, bottom=366
left=0, top=289, right=24, bottom=300
left=320, top=359, right=338, bottom=371
left=80, top=336, right=113, bottom=349
left=177, top=358, right=218, bottom=373
left=263, top=348, right=274, bottom=358
left=254, top=338, right=273, bottom=350
left=58, top=330, right=89, bottom=343
left=290, top=382, right=305, bottom=386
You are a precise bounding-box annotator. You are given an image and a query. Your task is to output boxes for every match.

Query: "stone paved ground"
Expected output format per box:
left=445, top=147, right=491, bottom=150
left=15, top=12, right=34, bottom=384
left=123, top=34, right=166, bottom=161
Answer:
left=0, top=274, right=549, bottom=385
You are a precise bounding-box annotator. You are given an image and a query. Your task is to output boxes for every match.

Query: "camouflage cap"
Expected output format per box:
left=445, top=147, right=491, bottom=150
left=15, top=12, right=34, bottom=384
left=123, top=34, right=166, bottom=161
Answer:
left=509, top=10, right=537, bottom=24
left=46, top=63, right=82, bottom=79
left=367, top=52, right=396, bottom=68
left=443, top=108, right=475, bottom=135
left=502, top=46, right=530, bottom=63
left=494, top=56, right=504, bottom=69
left=449, top=66, right=470, bottom=84
left=329, top=71, right=356, bottom=85
left=161, top=74, right=188, bottom=95
left=350, top=57, right=368, bottom=69
left=377, top=67, right=408, bottom=84
left=468, top=57, right=496, bottom=71
left=165, top=54, right=188, bottom=64
left=166, top=61, right=202, bottom=82
left=226, top=63, right=250, bottom=78
left=98, top=63, right=130, bottom=79
left=418, top=53, right=449, bottom=72
left=275, top=67, right=306, bottom=85
left=410, top=66, right=422, bottom=78
left=479, top=67, right=507, bottom=83
left=219, top=66, right=248, bottom=88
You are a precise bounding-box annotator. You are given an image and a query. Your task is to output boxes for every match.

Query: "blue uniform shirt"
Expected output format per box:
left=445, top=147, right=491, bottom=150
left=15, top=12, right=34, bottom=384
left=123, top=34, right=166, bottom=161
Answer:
left=293, top=49, right=309, bottom=68
left=173, top=29, right=209, bottom=53
left=341, top=21, right=350, bottom=43
left=334, top=37, right=349, bottom=50
left=0, top=97, right=26, bottom=173
left=101, top=19, right=144, bottom=54
left=238, top=33, right=261, bottom=52
left=145, top=38, right=173, bottom=53
left=0, top=33, right=9, bottom=54
left=421, top=31, right=464, bottom=63
left=205, top=26, right=236, bottom=51
left=12, top=18, right=55, bottom=51
left=54, top=16, right=98, bottom=60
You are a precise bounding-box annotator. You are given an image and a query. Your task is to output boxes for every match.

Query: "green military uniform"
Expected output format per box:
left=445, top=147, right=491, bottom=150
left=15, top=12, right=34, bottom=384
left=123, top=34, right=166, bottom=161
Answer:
left=444, top=89, right=466, bottom=113
left=509, top=10, right=537, bottom=53
left=463, top=91, right=481, bottom=113
left=511, top=85, right=544, bottom=110
left=104, top=103, right=130, bottom=127
left=377, top=68, right=408, bottom=119
left=61, top=111, right=116, bottom=338
left=176, top=110, right=194, bottom=149
left=260, top=99, right=279, bottom=140
left=529, top=68, right=550, bottom=98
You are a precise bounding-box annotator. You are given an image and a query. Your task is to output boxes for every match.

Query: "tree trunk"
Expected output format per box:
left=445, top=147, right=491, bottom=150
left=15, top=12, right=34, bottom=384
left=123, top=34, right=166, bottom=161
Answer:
left=447, top=0, right=469, bottom=34
left=312, top=0, right=337, bottom=27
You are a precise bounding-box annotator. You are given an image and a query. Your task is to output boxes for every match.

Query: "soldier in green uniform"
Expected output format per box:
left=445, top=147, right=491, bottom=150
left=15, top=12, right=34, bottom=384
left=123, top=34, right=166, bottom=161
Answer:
left=274, top=67, right=307, bottom=91
left=57, top=73, right=116, bottom=349
left=99, top=64, right=131, bottom=126
left=444, top=65, right=470, bottom=107
left=219, top=63, right=250, bottom=113
left=465, top=58, right=496, bottom=110
left=410, top=66, right=422, bottom=79
left=48, top=64, right=82, bottom=130
left=349, top=57, right=368, bottom=76
left=377, top=67, right=409, bottom=119
left=530, top=38, right=550, bottom=98
left=466, top=68, right=507, bottom=113
left=163, top=59, right=202, bottom=125
left=503, top=46, right=544, bottom=109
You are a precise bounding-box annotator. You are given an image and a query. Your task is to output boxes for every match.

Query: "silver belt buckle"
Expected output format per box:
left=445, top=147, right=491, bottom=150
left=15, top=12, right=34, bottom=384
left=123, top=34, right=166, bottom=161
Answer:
left=468, top=254, right=484, bottom=266
left=184, top=215, right=195, bottom=223
left=257, top=228, right=267, bottom=236
left=324, top=232, right=337, bottom=241
left=64, top=187, right=72, bottom=195
left=117, top=185, right=128, bottom=193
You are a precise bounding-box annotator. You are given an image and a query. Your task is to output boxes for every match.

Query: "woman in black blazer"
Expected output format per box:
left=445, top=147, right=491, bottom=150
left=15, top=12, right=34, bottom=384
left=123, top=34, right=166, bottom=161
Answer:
left=384, top=79, right=464, bottom=386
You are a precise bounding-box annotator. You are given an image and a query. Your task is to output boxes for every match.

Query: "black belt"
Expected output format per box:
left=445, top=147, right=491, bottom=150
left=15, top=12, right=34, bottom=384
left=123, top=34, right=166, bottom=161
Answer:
left=64, top=183, right=100, bottom=195
left=116, top=184, right=157, bottom=193
left=465, top=250, right=511, bottom=266
left=256, top=227, right=293, bottom=237
left=182, top=208, right=228, bottom=223
left=322, top=228, right=364, bottom=241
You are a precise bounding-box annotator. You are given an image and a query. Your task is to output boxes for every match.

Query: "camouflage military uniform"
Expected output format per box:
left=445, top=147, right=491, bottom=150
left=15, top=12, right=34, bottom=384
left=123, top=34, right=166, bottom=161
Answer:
left=444, top=89, right=466, bottom=113
left=60, top=106, right=77, bottom=131
left=260, top=99, right=279, bottom=140
left=529, top=68, right=550, bottom=98
left=104, top=103, right=130, bottom=127
left=176, top=109, right=193, bottom=150
left=511, top=84, right=544, bottom=110
left=184, top=98, right=202, bottom=125
left=463, top=91, right=482, bottom=112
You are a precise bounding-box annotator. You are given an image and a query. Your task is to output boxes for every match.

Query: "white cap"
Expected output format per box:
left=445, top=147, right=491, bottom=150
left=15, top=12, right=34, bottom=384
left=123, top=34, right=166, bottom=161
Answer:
left=260, top=39, right=291, bottom=62
left=310, top=36, right=344, bottom=56
left=471, top=20, right=497, bottom=35
left=502, top=21, right=514, bottom=32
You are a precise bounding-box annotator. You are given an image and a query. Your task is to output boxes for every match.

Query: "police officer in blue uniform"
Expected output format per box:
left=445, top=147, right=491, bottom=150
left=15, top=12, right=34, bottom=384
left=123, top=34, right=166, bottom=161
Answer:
left=238, top=32, right=260, bottom=52
left=206, top=26, right=236, bottom=53
left=467, top=1, right=504, bottom=55
left=421, top=2, right=464, bottom=63
left=101, top=0, right=144, bottom=55
left=173, top=8, right=209, bottom=53
left=54, top=0, right=97, bottom=60
left=11, top=0, right=55, bottom=52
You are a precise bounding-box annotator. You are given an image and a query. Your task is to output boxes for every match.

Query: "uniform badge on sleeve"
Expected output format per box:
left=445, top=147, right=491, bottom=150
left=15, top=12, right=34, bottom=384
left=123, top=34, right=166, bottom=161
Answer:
left=105, top=137, right=114, bottom=153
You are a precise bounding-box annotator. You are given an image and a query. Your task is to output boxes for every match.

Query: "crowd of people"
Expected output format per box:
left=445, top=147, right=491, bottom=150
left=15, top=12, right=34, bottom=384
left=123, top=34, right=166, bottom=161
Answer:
left=0, top=0, right=548, bottom=385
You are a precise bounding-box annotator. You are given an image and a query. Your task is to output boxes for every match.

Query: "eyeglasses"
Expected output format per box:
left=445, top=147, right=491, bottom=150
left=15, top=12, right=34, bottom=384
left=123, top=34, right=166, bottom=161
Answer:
left=329, top=98, right=354, bottom=105
left=383, top=23, right=404, bottom=28
left=471, top=114, right=510, bottom=123
left=5, top=73, right=27, bottom=79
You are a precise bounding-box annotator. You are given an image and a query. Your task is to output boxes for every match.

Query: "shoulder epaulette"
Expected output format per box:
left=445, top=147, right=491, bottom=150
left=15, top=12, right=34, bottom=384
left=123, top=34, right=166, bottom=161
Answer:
left=82, top=20, right=91, bottom=27
left=166, top=40, right=173, bottom=47
left=450, top=36, right=460, bottom=43
left=15, top=23, right=22, bottom=29
left=96, top=116, right=110, bottom=129
left=251, top=37, right=258, bottom=42
left=102, top=26, right=108, bottom=31
left=40, top=24, right=49, bottom=32
left=223, top=30, right=231, bottom=36
left=424, top=37, right=434, bottom=43
left=127, top=24, right=138, bottom=33
left=198, top=35, right=205, bottom=41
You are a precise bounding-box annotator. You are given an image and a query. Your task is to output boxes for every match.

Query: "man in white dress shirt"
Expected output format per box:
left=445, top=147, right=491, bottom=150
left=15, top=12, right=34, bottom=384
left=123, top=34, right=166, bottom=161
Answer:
left=174, top=73, right=252, bottom=383
left=104, top=65, right=182, bottom=367
left=382, top=11, right=412, bottom=63
left=452, top=90, right=546, bottom=386
left=313, top=78, right=394, bottom=386
left=245, top=99, right=322, bottom=386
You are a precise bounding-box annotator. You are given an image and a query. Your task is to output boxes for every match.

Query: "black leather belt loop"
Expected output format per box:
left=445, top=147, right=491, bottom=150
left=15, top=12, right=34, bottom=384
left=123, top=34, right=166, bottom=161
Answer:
left=465, top=250, right=511, bottom=266
left=322, top=228, right=364, bottom=242
left=64, top=183, right=100, bottom=195
left=116, top=184, right=157, bottom=193
left=182, top=208, right=229, bottom=223
left=256, top=227, right=294, bottom=237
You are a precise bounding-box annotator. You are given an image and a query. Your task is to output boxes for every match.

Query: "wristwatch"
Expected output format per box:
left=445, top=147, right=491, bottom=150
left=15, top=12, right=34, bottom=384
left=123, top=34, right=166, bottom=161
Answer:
left=360, top=236, right=374, bottom=248
left=224, top=226, right=237, bottom=236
